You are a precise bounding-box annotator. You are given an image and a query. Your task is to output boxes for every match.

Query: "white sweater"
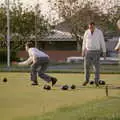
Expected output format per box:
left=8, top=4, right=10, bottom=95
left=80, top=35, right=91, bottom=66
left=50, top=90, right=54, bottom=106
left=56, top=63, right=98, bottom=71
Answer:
left=82, top=28, right=106, bottom=53
left=115, top=37, right=120, bottom=50
left=18, top=48, right=49, bottom=65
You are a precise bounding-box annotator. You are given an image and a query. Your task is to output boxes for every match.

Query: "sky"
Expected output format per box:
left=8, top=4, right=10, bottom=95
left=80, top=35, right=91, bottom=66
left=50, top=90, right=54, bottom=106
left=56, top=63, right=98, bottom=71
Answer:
left=0, top=0, right=59, bottom=23
left=0, top=0, right=50, bottom=14
left=0, top=0, right=119, bottom=23
left=1, top=0, right=119, bottom=13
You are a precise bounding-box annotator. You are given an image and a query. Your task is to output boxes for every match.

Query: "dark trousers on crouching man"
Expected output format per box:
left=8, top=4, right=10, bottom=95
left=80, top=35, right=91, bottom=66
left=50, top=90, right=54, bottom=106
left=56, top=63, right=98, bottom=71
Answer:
left=84, top=50, right=100, bottom=86
left=30, top=57, right=57, bottom=85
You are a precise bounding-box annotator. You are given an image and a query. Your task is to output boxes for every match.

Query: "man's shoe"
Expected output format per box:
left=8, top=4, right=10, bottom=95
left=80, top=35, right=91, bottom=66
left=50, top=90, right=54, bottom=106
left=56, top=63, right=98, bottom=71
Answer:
left=51, top=77, right=57, bottom=86
left=31, top=82, right=38, bottom=86
left=82, top=81, right=89, bottom=86
left=95, top=81, right=99, bottom=87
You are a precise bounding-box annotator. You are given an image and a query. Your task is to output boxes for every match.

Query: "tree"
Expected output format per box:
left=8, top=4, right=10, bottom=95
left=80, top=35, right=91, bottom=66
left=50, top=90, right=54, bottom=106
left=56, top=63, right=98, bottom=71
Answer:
left=0, top=1, right=51, bottom=62
left=52, top=0, right=120, bottom=51
left=0, top=1, right=51, bottom=42
left=0, top=4, right=7, bottom=39
left=10, top=1, right=51, bottom=41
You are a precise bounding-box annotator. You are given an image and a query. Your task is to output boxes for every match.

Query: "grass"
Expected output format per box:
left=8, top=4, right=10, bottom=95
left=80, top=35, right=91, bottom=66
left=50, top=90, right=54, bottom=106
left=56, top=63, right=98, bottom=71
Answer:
left=21, top=97, right=120, bottom=120
left=0, top=73, right=120, bottom=120
left=0, top=63, right=120, bottom=73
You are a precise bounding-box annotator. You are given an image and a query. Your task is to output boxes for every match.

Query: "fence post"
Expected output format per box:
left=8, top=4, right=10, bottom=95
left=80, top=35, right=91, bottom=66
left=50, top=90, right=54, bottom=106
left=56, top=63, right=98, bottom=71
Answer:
left=6, top=0, right=10, bottom=67
left=105, top=85, right=108, bottom=96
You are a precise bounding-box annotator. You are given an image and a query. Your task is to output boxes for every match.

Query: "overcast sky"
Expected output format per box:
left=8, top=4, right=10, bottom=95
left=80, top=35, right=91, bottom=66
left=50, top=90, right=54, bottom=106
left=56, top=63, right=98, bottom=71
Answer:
left=1, top=0, right=119, bottom=11
left=0, top=0, right=49, bottom=13
left=0, top=0, right=119, bottom=23
left=0, top=0, right=59, bottom=23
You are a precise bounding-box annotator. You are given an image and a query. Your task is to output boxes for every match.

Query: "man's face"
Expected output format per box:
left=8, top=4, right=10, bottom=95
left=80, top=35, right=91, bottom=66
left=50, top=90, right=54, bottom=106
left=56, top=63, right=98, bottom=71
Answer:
left=89, top=24, right=95, bottom=32
left=117, top=20, right=120, bottom=30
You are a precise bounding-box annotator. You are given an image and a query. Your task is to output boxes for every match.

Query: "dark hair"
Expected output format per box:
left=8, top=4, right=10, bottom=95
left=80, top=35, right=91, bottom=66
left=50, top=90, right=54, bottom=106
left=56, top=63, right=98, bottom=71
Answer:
left=89, top=22, right=95, bottom=25
left=25, top=42, right=35, bottom=48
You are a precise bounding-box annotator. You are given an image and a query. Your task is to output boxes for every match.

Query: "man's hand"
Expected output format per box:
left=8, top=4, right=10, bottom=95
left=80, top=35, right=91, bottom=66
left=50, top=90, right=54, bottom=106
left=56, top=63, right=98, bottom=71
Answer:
left=103, top=52, right=106, bottom=60
left=12, top=61, right=18, bottom=65
left=115, top=48, right=120, bottom=52
left=82, top=49, right=87, bottom=57
left=82, top=51, right=85, bottom=57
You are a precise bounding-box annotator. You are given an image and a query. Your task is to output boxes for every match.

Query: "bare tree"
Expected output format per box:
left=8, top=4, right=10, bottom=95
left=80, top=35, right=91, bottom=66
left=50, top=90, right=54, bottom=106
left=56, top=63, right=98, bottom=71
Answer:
left=51, top=0, right=120, bottom=50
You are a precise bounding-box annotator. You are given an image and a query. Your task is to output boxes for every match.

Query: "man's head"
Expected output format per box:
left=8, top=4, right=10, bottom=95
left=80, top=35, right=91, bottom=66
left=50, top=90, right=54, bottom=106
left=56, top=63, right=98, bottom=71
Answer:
left=117, top=19, right=120, bottom=30
left=25, top=42, right=34, bottom=51
left=88, top=22, right=95, bottom=32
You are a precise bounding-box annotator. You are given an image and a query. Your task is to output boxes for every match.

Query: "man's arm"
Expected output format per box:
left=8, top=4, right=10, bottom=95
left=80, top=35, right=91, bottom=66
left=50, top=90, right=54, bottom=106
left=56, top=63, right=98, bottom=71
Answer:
left=18, top=57, right=33, bottom=66
left=82, top=31, right=87, bottom=57
left=99, top=31, right=106, bottom=59
left=115, top=38, right=120, bottom=51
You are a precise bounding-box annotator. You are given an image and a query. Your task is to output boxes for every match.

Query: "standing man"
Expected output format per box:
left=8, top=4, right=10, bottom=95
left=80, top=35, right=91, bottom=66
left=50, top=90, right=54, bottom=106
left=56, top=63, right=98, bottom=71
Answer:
left=14, top=42, right=57, bottom=86
left=115, top=38, right=120, bottom=52
left=115, top=20, right=120, bottom=61
left=82, top=22, right=106, bottom=86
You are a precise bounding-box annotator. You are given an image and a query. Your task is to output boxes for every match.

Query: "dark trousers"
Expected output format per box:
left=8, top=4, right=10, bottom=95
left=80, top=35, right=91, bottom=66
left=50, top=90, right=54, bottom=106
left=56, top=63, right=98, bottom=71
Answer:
left=30, top=57, right=52, bottom=83
left=84, top=50, right=100, bottom=84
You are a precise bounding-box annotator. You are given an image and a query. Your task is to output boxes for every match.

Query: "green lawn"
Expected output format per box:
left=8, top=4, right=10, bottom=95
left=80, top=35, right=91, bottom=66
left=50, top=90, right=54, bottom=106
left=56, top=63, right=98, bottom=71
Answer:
left=0, top=73, right=120, bottom=120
